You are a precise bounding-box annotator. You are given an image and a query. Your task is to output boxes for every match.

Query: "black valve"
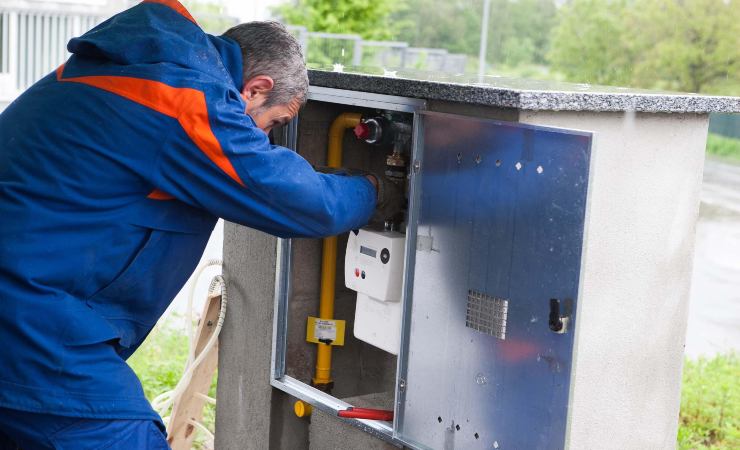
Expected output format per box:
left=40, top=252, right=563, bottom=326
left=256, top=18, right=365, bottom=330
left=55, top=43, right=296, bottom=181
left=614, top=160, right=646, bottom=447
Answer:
left=549, top=298, right=571, bottom=334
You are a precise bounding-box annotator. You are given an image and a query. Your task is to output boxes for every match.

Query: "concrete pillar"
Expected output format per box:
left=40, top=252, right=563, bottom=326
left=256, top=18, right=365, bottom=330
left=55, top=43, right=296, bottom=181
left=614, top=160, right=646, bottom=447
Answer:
left=214, top=222, right=309, bottom=450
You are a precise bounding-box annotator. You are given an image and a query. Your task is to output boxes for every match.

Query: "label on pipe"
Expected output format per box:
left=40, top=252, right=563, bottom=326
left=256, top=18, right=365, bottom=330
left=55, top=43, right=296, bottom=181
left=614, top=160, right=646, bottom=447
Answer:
left=306, top=317, right=346, bottom=346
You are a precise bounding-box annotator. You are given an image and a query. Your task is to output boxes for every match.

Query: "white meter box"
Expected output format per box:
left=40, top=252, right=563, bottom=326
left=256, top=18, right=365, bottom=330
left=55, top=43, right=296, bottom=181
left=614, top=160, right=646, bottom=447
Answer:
left=345, top=229, right=405, bottom=354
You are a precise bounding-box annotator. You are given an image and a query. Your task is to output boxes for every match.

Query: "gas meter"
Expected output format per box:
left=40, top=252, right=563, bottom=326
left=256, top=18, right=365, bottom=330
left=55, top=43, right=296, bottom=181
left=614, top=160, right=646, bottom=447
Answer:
left=344, top=228, right=406, bottom=354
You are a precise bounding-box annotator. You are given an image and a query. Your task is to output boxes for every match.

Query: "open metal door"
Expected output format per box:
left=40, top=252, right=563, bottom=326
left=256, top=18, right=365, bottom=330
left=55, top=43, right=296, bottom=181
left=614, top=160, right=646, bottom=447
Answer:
left=396, top=112, right=592, bottom=449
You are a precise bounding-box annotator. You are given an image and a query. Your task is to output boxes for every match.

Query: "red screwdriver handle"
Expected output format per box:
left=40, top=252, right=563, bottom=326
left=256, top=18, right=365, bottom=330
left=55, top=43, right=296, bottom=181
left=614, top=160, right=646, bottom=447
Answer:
left=338, top=407, right=394, bottom=421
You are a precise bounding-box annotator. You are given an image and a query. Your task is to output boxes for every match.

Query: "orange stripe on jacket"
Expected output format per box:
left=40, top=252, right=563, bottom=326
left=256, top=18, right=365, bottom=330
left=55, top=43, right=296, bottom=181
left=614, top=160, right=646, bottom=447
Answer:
left=142, top=0, right=197, bottom=25
left=55, top=64, right=245, bottom=188
left=147, top=189, right=175, bottom=200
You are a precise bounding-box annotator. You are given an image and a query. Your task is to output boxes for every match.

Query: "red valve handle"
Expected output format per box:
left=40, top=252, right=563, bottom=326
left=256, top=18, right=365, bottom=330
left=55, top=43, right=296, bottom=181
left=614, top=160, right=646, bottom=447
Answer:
left=353, top=122, right=371, bottom=140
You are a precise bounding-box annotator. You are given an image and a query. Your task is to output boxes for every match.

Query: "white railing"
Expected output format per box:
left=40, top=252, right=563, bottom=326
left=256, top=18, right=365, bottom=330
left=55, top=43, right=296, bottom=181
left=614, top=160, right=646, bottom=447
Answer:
left=0, top=7, right=105, bottom=100
left=0, top=7, right=470, bottom=108
left=286, top=25, right=467, bottom=74
left=0, top=3, right=239, bottom=106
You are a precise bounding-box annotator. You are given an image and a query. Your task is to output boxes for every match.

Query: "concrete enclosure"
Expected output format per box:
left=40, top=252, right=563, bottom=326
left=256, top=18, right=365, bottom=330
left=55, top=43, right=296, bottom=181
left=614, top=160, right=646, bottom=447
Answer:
left=216, top=72, right=736, bottom=449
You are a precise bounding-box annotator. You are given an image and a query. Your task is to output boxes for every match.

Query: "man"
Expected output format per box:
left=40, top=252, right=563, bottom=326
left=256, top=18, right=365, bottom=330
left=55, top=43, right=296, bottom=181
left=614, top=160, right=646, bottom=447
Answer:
left=0, top=1, right=392, bottom=448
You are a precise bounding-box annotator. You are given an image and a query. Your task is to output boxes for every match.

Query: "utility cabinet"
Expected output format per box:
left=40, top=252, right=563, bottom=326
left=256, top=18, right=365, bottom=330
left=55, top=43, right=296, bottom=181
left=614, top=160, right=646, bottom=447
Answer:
left=269, top=88, right=591, bottom=449
left=216, top=72, right=739, bottom=450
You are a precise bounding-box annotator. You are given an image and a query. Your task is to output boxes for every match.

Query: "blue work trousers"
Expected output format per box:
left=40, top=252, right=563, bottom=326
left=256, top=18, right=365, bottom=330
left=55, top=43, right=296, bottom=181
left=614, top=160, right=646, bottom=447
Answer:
left=0, top=408, right=169, bottom=449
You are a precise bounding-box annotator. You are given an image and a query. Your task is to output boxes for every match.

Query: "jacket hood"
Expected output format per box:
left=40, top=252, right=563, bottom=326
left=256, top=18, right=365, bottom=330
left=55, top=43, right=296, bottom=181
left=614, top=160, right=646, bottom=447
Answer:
left=67, top=1, right=243, bottom=89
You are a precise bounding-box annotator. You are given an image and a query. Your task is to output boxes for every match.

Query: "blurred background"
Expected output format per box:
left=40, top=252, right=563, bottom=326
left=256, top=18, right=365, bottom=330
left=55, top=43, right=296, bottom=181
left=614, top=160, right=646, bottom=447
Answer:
left=0, top=1, right=737, bottom=448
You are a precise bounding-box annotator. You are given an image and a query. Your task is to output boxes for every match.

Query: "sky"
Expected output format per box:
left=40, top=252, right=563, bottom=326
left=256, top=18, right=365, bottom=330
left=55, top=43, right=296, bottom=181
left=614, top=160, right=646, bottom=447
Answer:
left=222, top=0, right=284, bottom=22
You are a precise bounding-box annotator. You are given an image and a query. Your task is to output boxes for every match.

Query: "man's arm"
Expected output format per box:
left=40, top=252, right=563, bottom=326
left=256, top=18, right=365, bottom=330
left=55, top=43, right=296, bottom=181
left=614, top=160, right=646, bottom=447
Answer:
left=149, top=95, right=376, bottom=238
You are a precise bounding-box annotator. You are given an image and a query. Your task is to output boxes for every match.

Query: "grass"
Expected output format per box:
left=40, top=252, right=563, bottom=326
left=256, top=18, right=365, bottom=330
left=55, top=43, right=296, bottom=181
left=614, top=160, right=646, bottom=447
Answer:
left=706, top=133, right=740, bottom=162
left=678, top=353, right=739, bottom=449
left=127, top=319, right=217, bottom=448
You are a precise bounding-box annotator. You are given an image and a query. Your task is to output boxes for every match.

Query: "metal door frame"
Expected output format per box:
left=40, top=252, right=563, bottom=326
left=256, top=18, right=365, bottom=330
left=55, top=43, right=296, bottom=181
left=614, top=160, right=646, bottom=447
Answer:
left=269, top=86, right=426, bottom=448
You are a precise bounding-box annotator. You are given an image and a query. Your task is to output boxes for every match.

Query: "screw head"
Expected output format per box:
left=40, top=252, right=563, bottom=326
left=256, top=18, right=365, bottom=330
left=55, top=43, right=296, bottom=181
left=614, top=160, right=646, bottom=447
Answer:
left=398, top=378, right=407, bottom=392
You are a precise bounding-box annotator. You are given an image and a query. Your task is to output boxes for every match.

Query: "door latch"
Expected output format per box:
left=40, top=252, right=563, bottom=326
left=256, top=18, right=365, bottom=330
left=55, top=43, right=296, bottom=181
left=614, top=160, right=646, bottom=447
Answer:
left=549, top=298, right=572, bottom=334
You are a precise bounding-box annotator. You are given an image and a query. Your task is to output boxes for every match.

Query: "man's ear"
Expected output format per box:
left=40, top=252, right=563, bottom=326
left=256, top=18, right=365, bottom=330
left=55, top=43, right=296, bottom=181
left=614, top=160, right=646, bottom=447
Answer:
left=241, top=75, right=275, bottom=102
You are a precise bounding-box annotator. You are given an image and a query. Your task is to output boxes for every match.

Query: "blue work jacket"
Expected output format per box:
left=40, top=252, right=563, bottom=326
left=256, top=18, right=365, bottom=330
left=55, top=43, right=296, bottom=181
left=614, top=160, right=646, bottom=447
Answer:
left=0, top=0, right=375, bottom=421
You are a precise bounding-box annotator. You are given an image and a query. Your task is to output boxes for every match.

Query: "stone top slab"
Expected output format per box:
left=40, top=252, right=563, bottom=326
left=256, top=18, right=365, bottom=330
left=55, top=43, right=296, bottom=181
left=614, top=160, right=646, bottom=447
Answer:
left=308, top=69, right=740, bottom=114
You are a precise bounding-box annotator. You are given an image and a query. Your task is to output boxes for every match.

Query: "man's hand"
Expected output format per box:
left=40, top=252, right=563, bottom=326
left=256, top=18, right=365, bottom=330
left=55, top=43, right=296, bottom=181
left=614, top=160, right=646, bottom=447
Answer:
left=314, top=166, right=405, bottom=224
left=371, top=175, right=404, bottom=223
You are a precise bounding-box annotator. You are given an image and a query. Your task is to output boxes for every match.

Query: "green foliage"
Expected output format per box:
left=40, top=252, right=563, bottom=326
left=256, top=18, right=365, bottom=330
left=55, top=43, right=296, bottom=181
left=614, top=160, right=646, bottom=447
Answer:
left=549, top=0, right=635, bottom=86
left=678, top=353, right=739, bottom=449
left=391, top=0, right=482, bottom=55
left=271, top=0, right=738, bottom=95
left=273, top=0, right=402, bottom=67
left=706, top=133, right=740, bottom=162
left=490, top=0, right=558, bottom=66
left=634, top=0, right=740, bottom=94
left=549, top=0, right=740, bottom=94
left=391, top=0, right=557, bottom=67
left=128, top=321, right=190, bottom=401
left=272, top=0, right=401, bottom=40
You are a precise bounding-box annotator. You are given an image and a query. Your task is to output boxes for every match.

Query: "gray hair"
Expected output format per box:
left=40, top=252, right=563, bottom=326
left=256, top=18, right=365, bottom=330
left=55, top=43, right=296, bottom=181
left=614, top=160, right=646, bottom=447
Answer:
left=223, top=21, right=309, bottom=108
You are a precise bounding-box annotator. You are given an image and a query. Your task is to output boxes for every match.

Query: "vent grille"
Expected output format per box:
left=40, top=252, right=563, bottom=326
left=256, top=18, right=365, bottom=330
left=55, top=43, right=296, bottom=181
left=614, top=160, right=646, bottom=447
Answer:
left=466, top=290, right=508, bottom=340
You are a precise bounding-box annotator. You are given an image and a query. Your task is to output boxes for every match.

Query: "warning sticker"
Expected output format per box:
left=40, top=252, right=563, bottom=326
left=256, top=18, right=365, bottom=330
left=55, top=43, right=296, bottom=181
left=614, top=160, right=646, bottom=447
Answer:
left=315, top=320, right=337, bottom=341
left=305, top=317, right=346, bottom=346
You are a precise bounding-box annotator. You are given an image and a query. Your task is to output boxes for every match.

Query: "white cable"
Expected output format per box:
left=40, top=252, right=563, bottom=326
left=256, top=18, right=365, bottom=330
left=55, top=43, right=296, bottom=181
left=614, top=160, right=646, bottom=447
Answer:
left=185, top=259, right=223, bottom=366
left=150, top=259, right=227, bottom=440
left=159, top=274, right=227, bottom=417
left=195, top=392, right=217, bottom=404
left=152, top=274, right=226, bottom=416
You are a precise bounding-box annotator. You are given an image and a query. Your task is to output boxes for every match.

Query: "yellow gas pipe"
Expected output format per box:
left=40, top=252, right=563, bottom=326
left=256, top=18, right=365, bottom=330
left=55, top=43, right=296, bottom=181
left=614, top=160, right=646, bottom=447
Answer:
left=312, top=112, right=363, bottom=389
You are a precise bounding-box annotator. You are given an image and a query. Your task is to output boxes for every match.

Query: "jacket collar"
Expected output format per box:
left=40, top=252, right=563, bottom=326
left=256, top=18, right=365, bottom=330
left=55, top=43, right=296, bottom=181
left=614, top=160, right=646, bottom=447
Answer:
left=209, top=35, right=244, bottom=91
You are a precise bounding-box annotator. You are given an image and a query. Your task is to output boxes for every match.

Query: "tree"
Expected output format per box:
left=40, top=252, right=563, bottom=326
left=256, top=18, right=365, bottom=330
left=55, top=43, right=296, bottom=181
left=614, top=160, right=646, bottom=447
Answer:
left=492, top=0, right=558, bottom=66
left=549, top=0, right=635, bottom=86
left=392, top=0, right=557, bottom=67
left=549, top=0, right=740, bottom=94
left=273, top=0, right=401, bottom=41
left=272, top=0, right=404, bottom=67
left=633, top=0, right=740, bottom=94
left=392, top=0, right=482, bottom=55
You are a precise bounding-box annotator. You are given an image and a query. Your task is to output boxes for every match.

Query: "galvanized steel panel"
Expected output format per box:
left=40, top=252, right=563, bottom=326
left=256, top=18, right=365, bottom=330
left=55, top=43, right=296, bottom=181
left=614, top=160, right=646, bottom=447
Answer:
left=398, top=112, right=591, bottom=449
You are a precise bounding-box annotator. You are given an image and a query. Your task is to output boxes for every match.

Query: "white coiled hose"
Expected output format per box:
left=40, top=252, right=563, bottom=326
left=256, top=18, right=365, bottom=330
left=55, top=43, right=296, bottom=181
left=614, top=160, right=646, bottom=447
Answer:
left=150, top=259, right=227, bottom=448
